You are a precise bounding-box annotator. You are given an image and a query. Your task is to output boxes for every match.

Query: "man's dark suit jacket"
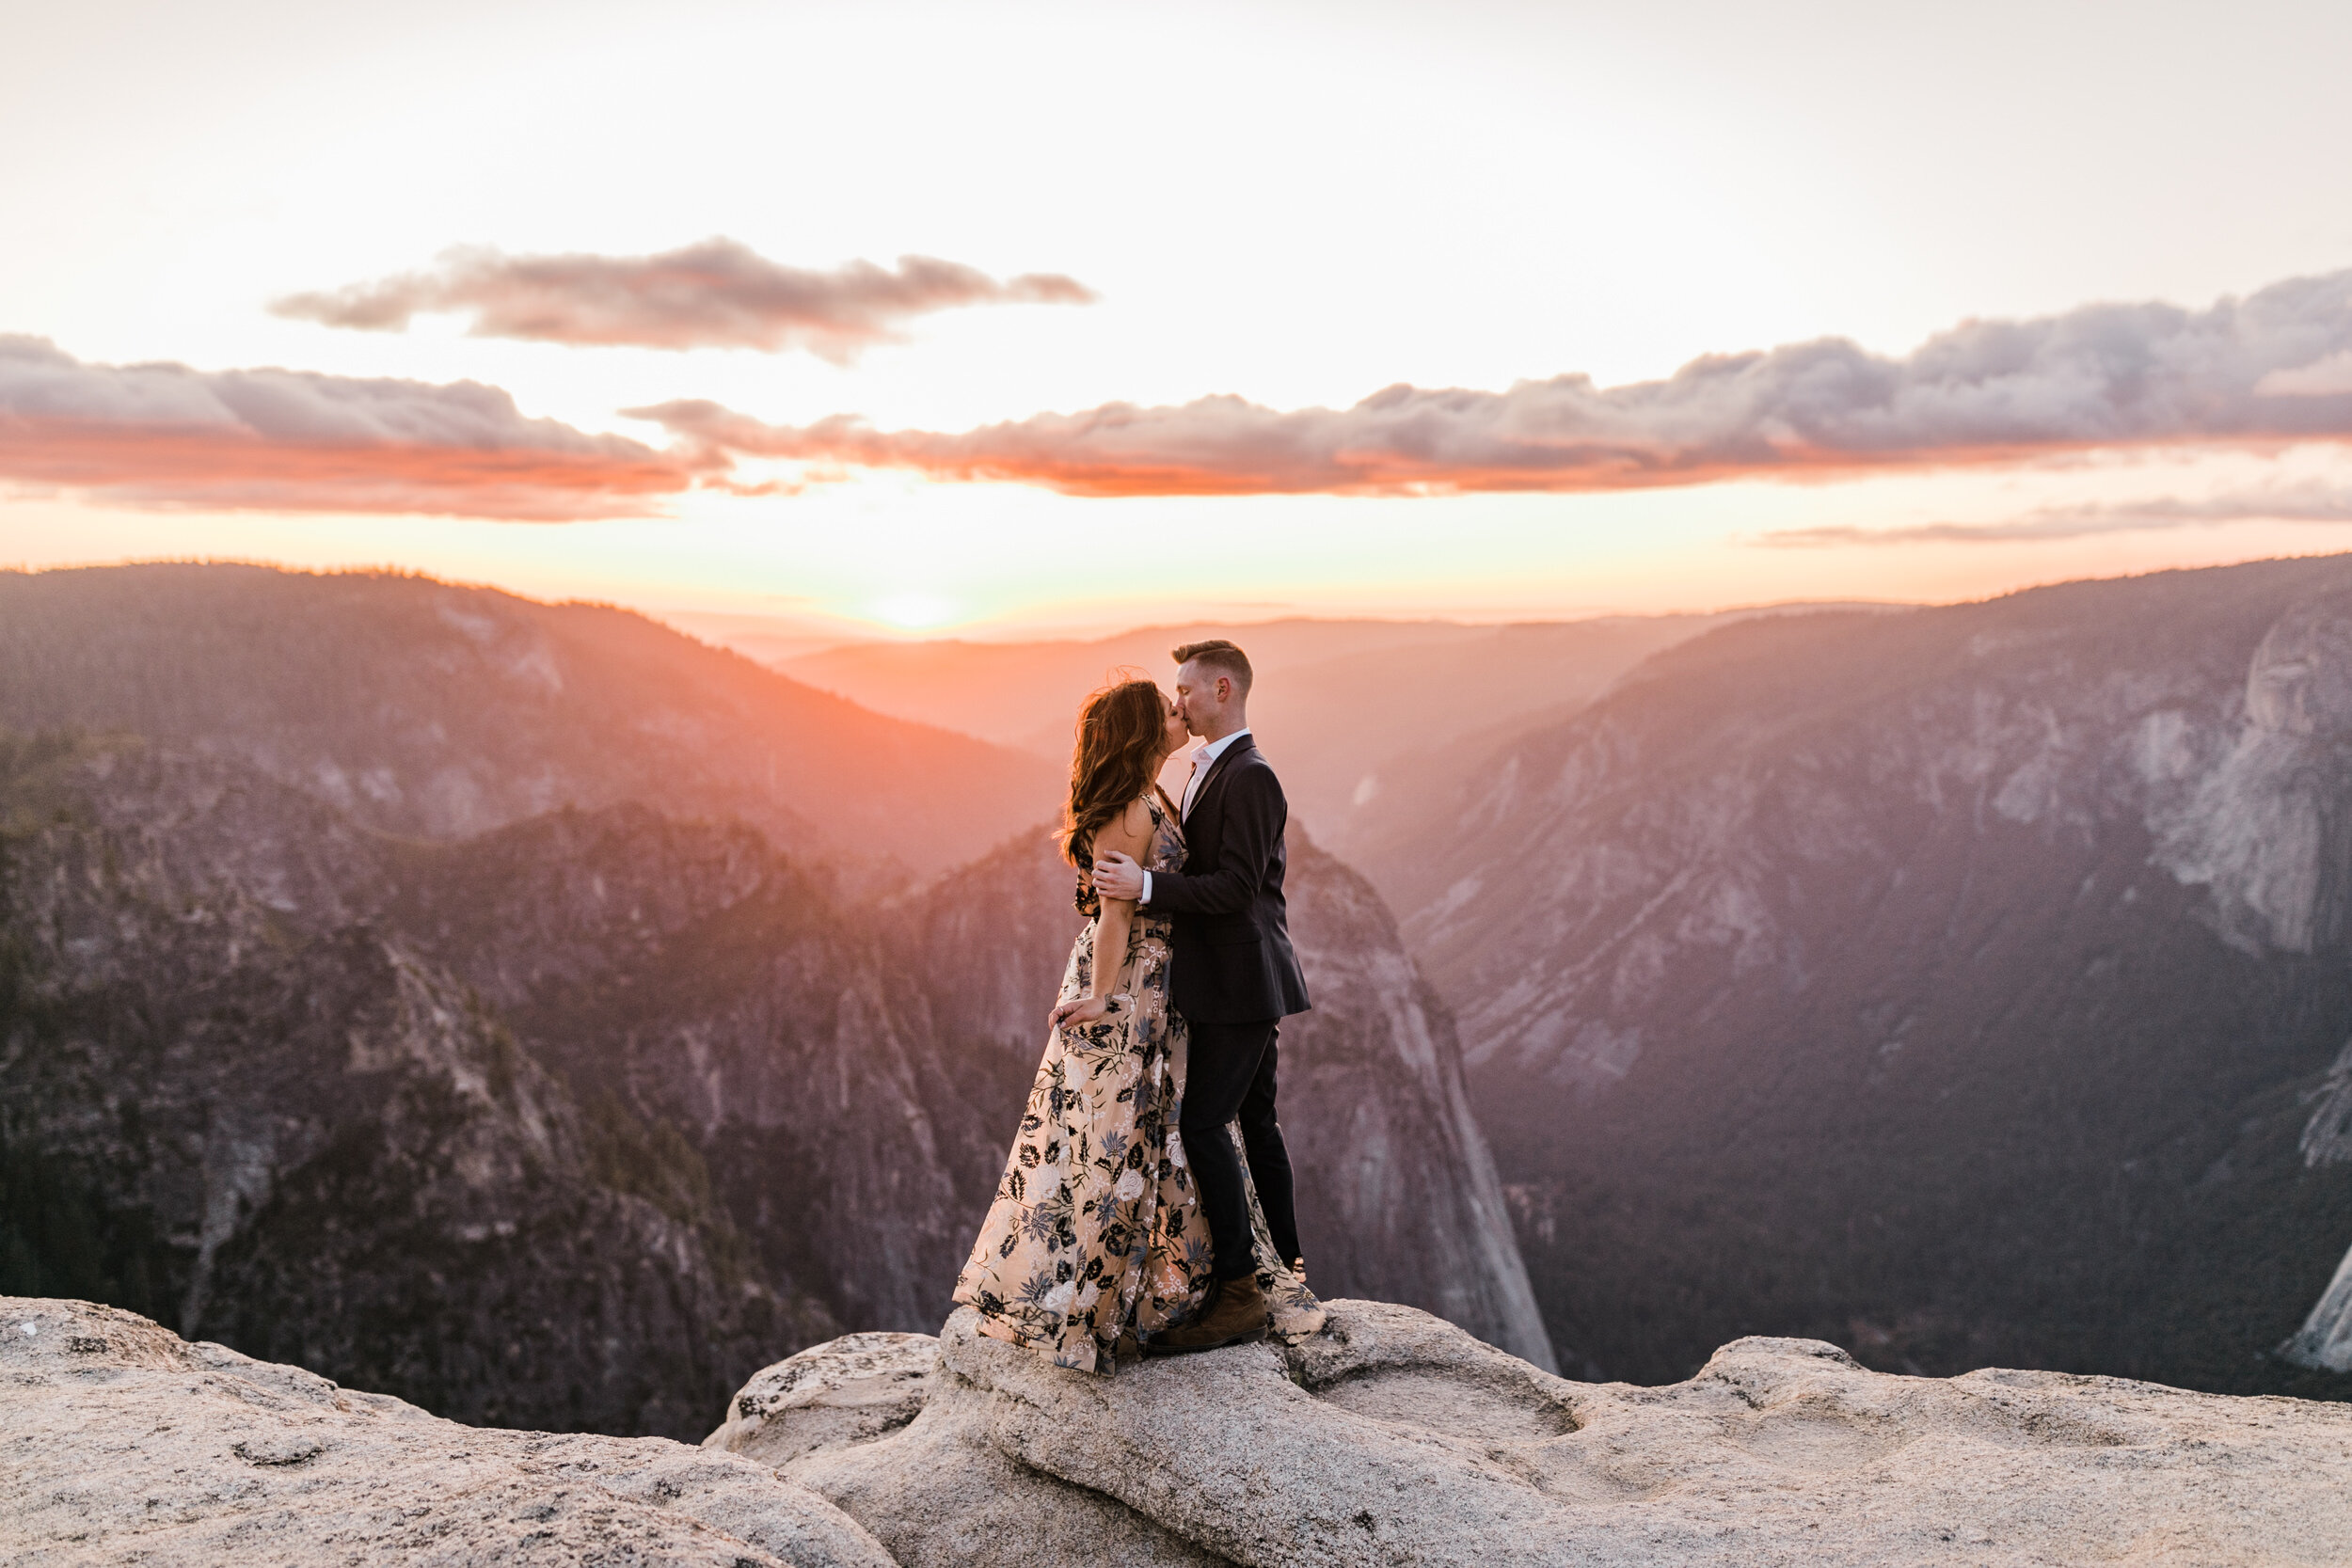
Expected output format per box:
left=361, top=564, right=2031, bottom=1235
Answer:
left=1147, top=734, right=1311, bottom=1024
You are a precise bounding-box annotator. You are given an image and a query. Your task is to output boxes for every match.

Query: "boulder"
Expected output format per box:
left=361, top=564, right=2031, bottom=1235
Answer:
left=716, top=1300, right=2352, bottom=1567
left=702, top=1332, right=939, bottom=1468
left=706, top=1323, right=1222, bottom=1565
left=0, top=1295, right=894, bottom=1567
left=787, top=1369, right=1229, bottom=1567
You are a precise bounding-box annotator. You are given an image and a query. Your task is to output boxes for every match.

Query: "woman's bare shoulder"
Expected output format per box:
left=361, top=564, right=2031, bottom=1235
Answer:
left=1092, top=798, right=1155, bottom=859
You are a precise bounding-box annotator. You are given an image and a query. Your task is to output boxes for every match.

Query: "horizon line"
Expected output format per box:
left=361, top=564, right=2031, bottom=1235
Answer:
left=19, top=548, right=2352, bottom=652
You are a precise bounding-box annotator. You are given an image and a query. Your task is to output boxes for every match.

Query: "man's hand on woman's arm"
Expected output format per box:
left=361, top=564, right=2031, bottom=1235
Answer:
left=1113, top=768, right=1280, bottom=917
left=1092, top=851, right=1146, bottom=902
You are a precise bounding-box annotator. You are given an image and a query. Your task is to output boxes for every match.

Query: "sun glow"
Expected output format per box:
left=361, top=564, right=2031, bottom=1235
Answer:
left=867, top=592, right=964, bottom=630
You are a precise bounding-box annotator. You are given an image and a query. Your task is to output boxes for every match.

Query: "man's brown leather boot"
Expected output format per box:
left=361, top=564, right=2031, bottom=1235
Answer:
left=1146, top=1275, right=1269, bottom=1354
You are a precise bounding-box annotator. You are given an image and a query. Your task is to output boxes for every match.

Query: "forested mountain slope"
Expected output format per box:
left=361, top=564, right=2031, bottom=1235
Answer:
left=0, top=563, right=1058, bottom=868
left=0, top=736, right=824, bottom=1438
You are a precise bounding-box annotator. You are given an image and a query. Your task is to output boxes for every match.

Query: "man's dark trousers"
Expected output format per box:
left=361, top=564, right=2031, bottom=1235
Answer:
left=1183, top=1018, right=1301, bottom=1280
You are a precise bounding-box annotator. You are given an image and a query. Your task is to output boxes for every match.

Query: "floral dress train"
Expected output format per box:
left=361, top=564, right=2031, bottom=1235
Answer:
left=953, top=792, right=1322, bottom=1372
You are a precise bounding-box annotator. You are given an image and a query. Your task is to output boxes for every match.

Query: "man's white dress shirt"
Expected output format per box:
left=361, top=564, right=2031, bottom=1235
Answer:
left=1139, top=728, right=1250, bottom=907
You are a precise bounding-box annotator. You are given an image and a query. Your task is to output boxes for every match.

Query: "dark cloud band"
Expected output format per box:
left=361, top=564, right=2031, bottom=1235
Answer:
left=628, top=269, right=2352, bottom=496
left=24, top=267, right=2352, bottom=522
left=273, top=240, right=1096, bottom=360
left=0, top=336, right=700, bottom=519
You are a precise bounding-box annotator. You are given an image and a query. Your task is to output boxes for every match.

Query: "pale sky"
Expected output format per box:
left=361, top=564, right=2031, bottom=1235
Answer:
left=7, top=0, right=2352, bottom=633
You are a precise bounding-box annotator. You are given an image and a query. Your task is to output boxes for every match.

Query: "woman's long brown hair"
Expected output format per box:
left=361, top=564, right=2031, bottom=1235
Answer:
left=1058, top=679, right=1168, bottom=908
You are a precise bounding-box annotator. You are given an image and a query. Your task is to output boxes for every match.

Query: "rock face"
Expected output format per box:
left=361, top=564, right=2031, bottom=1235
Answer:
left=0, top=736, right=835, bottom=1437
left=702, top=1333, right=938, bottom=1469
left=710, top=1299, right=2352, bottom=1567
left=380, top=803, right=980, bottom=1338
left=908, top=830, right=1556, bottom=1370
left=0, top=1295, right=895, bottom=1568
left=0, top=562, right=1057, bottom=867
left=2281, top=1243, right=2352, bottom=1372
left=1366, top=555, right=2352, bottom=1394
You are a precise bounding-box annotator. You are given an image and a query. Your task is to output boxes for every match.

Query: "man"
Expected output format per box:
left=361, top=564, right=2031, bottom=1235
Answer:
left=1091, top=639, right=1311, bottom=1352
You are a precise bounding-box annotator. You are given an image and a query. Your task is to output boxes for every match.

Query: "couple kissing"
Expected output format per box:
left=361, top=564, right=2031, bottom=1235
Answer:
left=952, top=640, right=1322, bottom=1371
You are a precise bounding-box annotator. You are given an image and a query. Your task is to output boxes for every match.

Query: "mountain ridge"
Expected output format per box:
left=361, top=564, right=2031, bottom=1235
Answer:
left=0, top=562, right=1061, bottom=871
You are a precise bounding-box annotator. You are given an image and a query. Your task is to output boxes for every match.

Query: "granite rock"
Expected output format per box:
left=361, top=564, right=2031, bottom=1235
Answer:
left=722, top=1300, right=2352, bottom=1567
left=20, top=1288, right=2352, bottom=1567
left=702, top=1332, right=939, bottom=1469
left=725, top=1329, right=1228, bottom=1567
left=0, top=1295, right=894, bottom=1567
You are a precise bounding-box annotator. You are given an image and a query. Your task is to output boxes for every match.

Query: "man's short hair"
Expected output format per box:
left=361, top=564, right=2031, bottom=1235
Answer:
left=1171, top=639, right=1252, bottom=696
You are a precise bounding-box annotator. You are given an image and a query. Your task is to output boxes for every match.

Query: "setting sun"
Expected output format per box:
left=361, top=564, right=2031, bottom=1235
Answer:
left=866, top=592, right=964, bottom=630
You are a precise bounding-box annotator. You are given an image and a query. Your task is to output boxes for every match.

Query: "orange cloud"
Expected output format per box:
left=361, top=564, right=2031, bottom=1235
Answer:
left=0, top=337, right=700, bottom=519
left=273, top=240, right=1096, bottom=361
left=630, top=269, right=2352, bottom=497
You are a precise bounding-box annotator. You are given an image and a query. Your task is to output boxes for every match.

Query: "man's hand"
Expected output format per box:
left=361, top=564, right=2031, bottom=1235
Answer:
left=1092, top=850, right=1146, bottom=902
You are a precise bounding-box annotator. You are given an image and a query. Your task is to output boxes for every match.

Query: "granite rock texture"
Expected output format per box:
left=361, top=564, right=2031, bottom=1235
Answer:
left=0, top=1295, right=894, bottom=1568
left=715, top=1300, right=2352, bottom=1567
left=702, top=1332, right=939, bottom=1469
left=18, top=1290, right=2352, bottom=1567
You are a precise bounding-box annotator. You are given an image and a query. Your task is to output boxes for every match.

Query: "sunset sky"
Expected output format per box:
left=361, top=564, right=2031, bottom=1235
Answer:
left=8, top=0, right=2352, bottom=636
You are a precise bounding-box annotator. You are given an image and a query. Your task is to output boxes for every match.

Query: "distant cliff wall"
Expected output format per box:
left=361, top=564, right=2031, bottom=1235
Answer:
left=1375, top=555, right=2352, bottom=1393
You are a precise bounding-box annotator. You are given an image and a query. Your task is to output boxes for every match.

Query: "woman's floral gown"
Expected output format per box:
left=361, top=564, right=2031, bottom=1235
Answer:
left=953, top=791, right=1321, bottom=1372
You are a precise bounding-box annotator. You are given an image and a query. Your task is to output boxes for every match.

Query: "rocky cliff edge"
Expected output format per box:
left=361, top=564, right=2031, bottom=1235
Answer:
left=0, top=1295, right=891, bottom=1567
left=11, top=1291, right=2351, bottom=1566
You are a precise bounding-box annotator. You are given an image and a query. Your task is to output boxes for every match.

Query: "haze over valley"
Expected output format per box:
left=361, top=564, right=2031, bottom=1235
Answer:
left=746, top=611, right=1755, bottom=863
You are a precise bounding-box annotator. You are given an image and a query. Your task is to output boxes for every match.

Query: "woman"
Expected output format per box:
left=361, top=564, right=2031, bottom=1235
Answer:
left=949, top=678, right=1216, bottom=1371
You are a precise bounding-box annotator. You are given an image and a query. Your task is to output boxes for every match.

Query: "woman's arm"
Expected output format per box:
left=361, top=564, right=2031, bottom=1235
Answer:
left=1050, top=800, right=1154, bottom=1028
